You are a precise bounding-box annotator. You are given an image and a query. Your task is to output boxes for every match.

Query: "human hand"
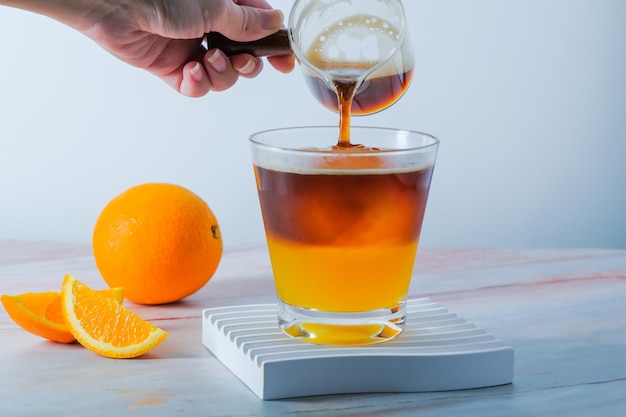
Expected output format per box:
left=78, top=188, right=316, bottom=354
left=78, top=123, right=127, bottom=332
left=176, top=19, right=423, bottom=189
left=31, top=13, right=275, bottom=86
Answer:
left=79, top=0, right=294, bottom=97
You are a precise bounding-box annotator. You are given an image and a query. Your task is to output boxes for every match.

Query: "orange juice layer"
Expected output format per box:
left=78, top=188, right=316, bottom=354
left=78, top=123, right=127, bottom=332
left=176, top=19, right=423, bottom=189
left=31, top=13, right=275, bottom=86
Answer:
left=267, top=236, right=418, bottom=312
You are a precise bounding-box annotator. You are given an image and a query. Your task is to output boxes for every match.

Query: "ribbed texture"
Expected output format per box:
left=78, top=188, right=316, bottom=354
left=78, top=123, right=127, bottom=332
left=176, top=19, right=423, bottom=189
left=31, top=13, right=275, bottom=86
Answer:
left=202, top=299, right=514, bottom=399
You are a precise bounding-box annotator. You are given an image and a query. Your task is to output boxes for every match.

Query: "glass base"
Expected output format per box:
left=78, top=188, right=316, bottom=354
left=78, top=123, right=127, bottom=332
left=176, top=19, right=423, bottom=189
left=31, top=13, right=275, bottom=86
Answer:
left=278, top=301, right=406, bottom=345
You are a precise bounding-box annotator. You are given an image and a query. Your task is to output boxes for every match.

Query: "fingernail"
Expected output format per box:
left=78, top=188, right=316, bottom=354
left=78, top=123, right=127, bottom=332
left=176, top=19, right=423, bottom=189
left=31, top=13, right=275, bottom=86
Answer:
left=207, top=49, right=228, bottom=73
left=189, top=62, right=203, bottom=81
left=236, top=58, right=256, bottom=76
left=262, top=10, right=284, bottom=31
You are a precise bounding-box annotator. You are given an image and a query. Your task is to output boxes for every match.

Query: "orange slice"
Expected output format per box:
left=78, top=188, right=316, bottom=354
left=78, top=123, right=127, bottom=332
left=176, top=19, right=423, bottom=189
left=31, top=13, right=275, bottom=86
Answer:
left=61, top=274, right=168, bottom=358
left=1, top=287, right=123, bottom=344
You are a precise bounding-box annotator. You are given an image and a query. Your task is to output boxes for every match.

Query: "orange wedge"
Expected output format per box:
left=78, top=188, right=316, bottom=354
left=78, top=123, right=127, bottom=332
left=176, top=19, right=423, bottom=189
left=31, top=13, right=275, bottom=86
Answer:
left=61, top=274, right=168, bottom=358
left=1, top=287, right=123, bottom=344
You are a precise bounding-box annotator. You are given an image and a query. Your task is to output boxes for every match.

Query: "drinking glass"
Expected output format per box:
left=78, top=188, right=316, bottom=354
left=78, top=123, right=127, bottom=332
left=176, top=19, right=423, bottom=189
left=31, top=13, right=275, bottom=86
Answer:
left=250, top=126, right=438, bottom=345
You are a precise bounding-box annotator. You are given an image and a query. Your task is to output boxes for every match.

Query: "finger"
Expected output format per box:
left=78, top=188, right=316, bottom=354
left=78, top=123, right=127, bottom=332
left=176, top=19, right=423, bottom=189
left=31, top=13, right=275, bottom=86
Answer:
left=230, top=54, right=263, bottom=79
left=231, top=0, right=293, bottom=73
left=203, top=48, right=240, bottom=91
left=179, top=61, right=212, bottom=97
left=268, top=55, right=296, bottom=74
left=237, top=0, right=274, bottom=9
left=152, top=41, right=212, bottom=97
left=211, top=3, right=284, bottom=42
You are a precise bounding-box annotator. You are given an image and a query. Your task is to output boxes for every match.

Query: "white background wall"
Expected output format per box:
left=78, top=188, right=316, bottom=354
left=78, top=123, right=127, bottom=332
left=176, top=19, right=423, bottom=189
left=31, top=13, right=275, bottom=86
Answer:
left=1, top=0, right=625, bottom=249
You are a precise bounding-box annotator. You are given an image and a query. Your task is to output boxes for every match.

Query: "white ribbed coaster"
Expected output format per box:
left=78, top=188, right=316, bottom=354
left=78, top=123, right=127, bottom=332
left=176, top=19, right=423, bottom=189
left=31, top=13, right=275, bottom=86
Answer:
left=202, top=298, right=514, bottom=400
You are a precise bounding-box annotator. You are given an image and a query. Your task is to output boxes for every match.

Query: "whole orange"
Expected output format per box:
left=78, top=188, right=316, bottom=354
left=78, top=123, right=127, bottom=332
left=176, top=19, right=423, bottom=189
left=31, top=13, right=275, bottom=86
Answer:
left=92, top=183, right=222, bottom=305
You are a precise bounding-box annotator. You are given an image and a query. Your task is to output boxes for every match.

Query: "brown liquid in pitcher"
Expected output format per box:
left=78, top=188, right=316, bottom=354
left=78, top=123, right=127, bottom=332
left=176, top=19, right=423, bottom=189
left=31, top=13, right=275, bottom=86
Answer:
left=303, top=15, right=413, bottom=146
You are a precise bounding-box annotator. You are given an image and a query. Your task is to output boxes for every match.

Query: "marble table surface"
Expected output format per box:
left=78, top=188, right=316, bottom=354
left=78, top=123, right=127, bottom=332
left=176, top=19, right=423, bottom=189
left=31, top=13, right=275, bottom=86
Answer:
left=1, top=240, right=625, bottom=416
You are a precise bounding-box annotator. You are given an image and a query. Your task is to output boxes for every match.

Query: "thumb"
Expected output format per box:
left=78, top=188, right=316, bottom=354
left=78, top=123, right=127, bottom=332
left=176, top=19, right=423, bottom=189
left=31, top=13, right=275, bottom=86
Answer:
left=213, top=4, right=284, bottom=42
